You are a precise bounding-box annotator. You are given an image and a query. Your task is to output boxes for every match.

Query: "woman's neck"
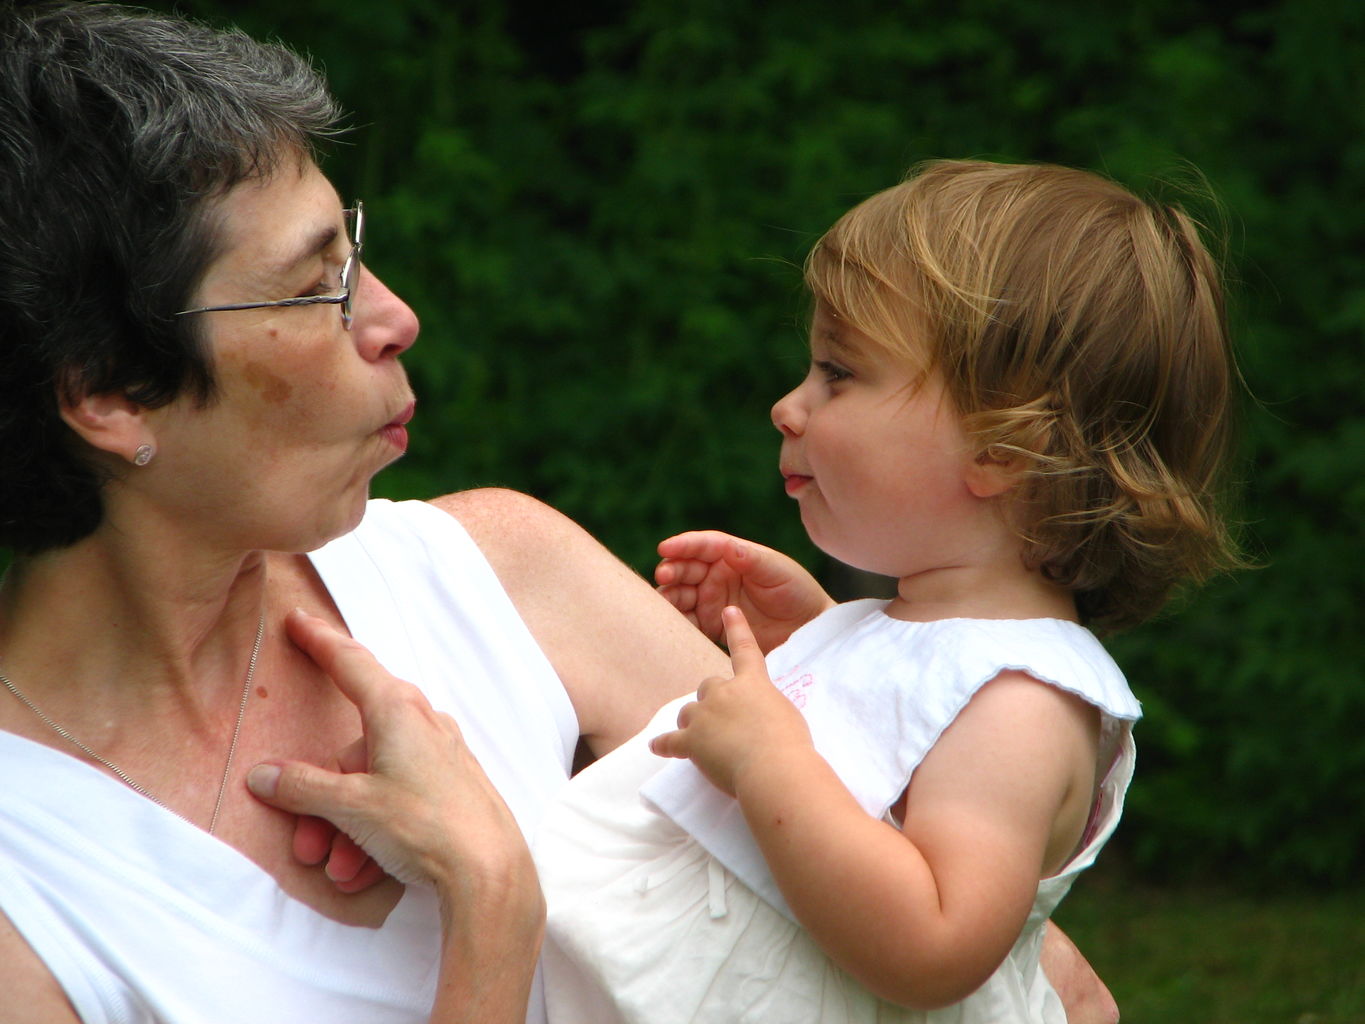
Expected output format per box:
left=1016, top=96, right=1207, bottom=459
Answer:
left=0, top=525, right=381, bottom=889
left=0, top=525, right=273, bottom=713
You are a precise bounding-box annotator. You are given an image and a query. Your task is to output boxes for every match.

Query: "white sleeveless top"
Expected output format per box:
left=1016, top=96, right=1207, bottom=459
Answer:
left=0, top=499, right=576, bottom=1024
left=537, top=600, right=1139, bottom=1023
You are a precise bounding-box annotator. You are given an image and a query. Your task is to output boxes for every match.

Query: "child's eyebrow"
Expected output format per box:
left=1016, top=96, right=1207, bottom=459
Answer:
left=814, top=322, right=861, bottom=361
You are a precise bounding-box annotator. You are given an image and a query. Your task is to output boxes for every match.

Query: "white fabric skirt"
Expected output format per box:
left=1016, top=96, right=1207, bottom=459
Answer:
left=535, top=698, right=1068, bottom=1024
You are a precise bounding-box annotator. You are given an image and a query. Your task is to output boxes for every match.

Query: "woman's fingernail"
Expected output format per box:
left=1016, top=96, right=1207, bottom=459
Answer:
left=247, top=764, right=281, bottom=797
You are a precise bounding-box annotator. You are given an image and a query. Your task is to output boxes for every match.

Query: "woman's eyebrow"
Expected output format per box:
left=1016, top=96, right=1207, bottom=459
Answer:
left=265, top=223, right=340, bottom=277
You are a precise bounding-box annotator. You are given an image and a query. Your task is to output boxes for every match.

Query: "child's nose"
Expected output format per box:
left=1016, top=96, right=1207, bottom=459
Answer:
left=771, top=387, right=805, bottom=437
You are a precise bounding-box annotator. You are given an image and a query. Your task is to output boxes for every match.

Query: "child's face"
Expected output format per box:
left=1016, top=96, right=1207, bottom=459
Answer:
left=771, top=305, right=981, bottom=579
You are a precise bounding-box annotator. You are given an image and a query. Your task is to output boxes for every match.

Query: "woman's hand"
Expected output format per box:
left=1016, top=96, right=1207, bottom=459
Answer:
left=290, top=743, right=387, bottom=894
left=247, top=610, right=543, bottom=1021
left=655, top=531, right=835, bottom=654
left=247, top=611, right=531, bottom=893
left=649, top=606, right=814, bottom=796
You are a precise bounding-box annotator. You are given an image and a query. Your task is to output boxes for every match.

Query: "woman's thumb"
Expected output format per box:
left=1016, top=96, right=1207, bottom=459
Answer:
left=248, top=760, right=358, bottom=819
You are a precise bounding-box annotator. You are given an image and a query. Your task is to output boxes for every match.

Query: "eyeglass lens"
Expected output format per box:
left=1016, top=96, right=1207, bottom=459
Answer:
left=342, top=202, right=365, bottom=329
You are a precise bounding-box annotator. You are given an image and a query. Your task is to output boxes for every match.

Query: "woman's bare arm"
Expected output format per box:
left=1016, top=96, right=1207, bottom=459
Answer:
left=0, top=911, right=82, bottom=1024
left=1041, top=924, right=1120, bottom=1024
left=433, top=489, right=729, bottom=757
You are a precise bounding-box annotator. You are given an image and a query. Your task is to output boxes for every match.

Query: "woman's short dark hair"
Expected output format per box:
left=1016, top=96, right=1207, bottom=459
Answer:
left=0, top=2, right=342, bottom=552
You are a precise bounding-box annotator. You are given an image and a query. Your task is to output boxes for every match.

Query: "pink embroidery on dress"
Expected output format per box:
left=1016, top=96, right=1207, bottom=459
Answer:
left=778, top=673, right=815, bottom=708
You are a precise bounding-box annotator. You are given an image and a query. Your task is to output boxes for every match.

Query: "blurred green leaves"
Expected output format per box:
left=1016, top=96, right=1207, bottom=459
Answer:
left=133, top=0, right=1365, bottom=886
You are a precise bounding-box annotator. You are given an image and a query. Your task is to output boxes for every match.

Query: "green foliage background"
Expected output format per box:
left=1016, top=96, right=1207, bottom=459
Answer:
left=145, top=0, right=1362, bottom=888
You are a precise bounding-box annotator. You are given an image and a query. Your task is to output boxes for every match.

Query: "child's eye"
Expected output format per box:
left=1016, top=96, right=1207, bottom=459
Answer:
left=815, top=360, right=852, bottom=384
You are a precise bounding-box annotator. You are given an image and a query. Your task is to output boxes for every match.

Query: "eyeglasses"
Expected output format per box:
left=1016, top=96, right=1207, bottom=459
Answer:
left=175, top=201, right=365, bottom=331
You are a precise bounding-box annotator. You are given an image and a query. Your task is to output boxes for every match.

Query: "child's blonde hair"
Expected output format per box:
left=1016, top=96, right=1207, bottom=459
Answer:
left=805, top=159, right=1241, bottom=632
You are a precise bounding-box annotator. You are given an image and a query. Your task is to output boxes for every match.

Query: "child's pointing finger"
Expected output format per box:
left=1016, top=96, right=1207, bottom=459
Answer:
left=722, top=606, right=764, bottom=673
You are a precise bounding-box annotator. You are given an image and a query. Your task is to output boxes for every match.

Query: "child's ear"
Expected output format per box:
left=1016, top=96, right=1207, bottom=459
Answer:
left=964, top=446, right=1024, bottom=499
left=58, top=387, right=151, bottom=465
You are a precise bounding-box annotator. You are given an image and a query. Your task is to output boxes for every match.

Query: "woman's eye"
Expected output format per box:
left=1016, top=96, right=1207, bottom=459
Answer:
left=310, top=271, right=341, bottom=297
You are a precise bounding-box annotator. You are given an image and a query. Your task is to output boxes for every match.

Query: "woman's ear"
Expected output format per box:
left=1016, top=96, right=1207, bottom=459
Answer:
left=964, top=446, right=1024, bottom=499
left=58, top=388, right=152, bottom=466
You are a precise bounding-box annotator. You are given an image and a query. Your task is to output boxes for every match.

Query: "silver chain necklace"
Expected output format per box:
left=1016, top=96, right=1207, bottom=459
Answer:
left=0, top=610, right=266, bottom=835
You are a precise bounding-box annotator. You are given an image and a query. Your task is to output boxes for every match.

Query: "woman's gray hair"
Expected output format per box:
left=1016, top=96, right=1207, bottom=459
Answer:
left=0, top=2, right=344, bottom=552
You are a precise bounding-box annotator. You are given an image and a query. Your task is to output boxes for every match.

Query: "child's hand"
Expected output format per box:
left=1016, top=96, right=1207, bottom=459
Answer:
left=655, top=531, right=835, bottom=653
left=649, top=607, right=814, bottom=796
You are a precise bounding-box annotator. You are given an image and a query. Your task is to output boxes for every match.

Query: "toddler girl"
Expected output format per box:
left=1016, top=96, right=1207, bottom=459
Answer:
left=534, top=159, right=1239, bottom=1022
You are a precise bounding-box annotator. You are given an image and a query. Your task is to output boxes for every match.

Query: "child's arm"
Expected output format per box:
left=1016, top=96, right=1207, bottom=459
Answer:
left=655, top=530, right=836, bottom=653
left=651, top=607, right=1100, bottom=1010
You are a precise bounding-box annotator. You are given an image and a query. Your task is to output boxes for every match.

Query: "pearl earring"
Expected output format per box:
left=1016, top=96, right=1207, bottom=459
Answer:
left=132, top=444, right=155, bottom=467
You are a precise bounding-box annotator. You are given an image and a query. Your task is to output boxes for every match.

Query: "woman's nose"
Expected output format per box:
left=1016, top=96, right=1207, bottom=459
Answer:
left=354, top=266, right=419, bottom=361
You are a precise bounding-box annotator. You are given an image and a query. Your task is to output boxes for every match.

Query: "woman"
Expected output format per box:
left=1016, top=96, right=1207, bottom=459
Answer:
left=0, top=5, right=1113, bottom=1023
left=0, top=5, right=716, bottom=1021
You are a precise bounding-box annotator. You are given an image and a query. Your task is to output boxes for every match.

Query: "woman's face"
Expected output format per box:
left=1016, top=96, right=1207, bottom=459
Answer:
left=147, top=159, right=419, bottom=553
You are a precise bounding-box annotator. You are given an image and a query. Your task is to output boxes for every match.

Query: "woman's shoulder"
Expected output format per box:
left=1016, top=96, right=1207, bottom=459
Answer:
left=430, top=487, right=568, bottom=549
left=323, top=491, right=569, bottom=577
left=428, top=488, right=613, bottom=596
left=429, top=486, right=552, bottom=523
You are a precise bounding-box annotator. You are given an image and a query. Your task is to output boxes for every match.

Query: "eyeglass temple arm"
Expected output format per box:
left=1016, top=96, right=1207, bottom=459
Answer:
left=174, top=295, right=347, bottom=317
